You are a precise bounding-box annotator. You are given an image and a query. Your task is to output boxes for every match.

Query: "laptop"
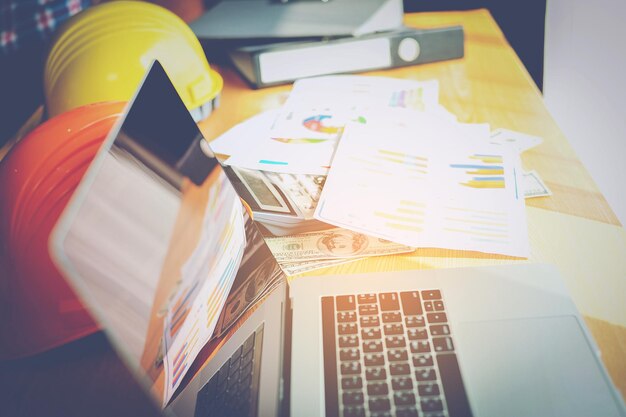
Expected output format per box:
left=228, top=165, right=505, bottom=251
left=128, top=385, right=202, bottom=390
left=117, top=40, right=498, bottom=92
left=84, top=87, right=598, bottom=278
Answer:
left=50, top=61, right=626, bottom=417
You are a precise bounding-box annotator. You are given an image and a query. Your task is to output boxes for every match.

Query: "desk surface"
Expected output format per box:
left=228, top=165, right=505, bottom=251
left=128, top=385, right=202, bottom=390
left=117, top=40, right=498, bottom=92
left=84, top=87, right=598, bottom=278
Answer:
left=198, top=8, right=626, bottom=401
left=2, top=9, right=625, bottom=417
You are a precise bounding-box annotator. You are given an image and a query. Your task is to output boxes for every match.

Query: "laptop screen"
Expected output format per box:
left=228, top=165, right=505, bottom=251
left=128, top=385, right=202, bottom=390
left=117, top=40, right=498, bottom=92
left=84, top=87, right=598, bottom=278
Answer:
left=50, top=61, right=284, bottom=407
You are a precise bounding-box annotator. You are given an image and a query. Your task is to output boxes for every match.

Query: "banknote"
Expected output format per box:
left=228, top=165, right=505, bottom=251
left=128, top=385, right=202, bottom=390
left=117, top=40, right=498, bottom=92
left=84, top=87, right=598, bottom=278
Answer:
left=278, top=257, right=364, bottom=276
left=265, top=228, right=415, bottom=262
left=211, top=212, right=286, bottom=339
left=523, top=170, right=552, bottom=198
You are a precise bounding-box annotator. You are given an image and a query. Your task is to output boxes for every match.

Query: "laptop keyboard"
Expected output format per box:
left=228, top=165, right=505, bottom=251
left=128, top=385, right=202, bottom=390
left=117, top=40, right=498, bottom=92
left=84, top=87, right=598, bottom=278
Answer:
left=321, top=290, right=473, bottom=417
left=194, top=326, right=264, bottom=417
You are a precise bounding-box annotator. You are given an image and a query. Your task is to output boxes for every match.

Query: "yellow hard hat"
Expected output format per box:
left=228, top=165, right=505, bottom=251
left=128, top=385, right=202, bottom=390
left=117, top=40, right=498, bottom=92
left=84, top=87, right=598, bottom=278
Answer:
left=44, top=1, right=223, bottom=122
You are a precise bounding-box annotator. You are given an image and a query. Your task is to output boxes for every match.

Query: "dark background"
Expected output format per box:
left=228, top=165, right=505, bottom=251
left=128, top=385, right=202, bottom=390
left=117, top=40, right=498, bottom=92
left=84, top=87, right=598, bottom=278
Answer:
left=0, top=0, right=546, bottom=147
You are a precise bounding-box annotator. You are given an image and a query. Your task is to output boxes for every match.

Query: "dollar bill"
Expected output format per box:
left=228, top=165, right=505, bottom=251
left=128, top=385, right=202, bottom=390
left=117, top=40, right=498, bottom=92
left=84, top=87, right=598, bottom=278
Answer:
left=265, top=228, right=415, bottom=262
left=211, top=212, right=285, bottom=339
left=523, top=170, right=552, bottom=198
left=278, top=257, right=364, bottom=276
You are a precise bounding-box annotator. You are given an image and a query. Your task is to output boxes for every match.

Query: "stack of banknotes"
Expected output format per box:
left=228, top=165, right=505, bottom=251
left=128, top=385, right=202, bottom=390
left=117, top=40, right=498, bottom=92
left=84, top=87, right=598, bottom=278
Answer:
left=264, top=227, right=414, bottom=276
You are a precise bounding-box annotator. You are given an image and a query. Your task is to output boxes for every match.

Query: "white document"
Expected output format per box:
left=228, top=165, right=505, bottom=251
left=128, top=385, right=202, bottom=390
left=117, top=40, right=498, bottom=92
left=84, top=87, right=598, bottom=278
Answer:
left=209, top=77, right=445, bottom=175
left=208, top=109, right=333, bottom=175
left=314, top=122, right=529, bottom=258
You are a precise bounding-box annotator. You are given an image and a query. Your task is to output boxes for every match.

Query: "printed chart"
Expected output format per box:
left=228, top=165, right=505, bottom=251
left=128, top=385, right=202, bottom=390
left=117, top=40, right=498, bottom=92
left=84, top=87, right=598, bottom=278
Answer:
left=315, top=123, right=528, bottom=257
left=162, top=169, right=246, bottom=405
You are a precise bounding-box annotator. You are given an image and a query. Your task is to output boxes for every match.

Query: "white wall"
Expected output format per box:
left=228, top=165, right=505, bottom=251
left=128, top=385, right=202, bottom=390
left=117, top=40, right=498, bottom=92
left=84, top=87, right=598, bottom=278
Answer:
left=544, top=0, right=626, bottom=225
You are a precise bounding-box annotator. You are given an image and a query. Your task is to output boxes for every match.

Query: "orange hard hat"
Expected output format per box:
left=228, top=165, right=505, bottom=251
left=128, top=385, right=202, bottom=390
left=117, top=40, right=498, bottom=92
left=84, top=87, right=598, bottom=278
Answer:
left=0, top=101, right=126, bottom=359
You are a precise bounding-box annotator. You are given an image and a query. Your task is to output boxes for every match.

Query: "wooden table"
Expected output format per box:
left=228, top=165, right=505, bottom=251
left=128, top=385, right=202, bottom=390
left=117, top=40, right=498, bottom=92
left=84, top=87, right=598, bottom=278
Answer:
left=198, top=8, right=626, bottom=402
left=2, top=9, right=624, bottom=417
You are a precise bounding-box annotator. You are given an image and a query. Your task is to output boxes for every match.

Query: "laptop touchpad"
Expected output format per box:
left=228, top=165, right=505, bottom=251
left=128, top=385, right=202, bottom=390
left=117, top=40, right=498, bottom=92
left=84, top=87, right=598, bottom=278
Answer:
left=455, top=315, right=622, bottom=417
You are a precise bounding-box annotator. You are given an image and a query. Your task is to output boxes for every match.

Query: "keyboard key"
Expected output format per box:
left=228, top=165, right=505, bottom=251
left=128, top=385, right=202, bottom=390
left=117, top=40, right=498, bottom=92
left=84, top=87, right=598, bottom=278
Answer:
left=229, top=356, right=241, bottom=374
left=234, top=400, right=250, bottom=415
left=379, top=292, right=400, bottom=311
left=367, top=382, right=389, bottom=396
left=217, top=364, right=230, bottom=387
left=421, top=290, right=442, bottom=300
left=360, top=316, right=380, bottom=327
left=391, top=377, right=413, bottom=391
left=394, top=392, right=416, bottom=406
left=368, top=398, right=391, bottom=412
left=433, top=337, right=454, bottom=352
left=385, top=336, right=406, bottom=349
left=344, top=406, right=365, bottom=417
left=365, top=367, right=387, bottom=381
left=362, top=328, right=382, bottom=340
left=227, top=371, right=240, bottom=389
left=228, top=360, right=241, bottom=378
left=242, top=334, right=255, bottom=354
left=241, top=348, right=254, bottom=367
left=429, top=324, right=450, bottom=336
left=415, top=368, right=437, bottom=381
left=400, top=291, right=422, bottom=315
left=427, top=312, right=447, bottom=324
left=383, top=323, right=404, bottom=335
left=437, top=353, right=473, bottom=417
left=407, top=328, right=428, bottom=340
left=382, top=312, right=402, bottom=323
left=384, top=323, right=404, bottom=336
left=337, top=295, right=356, bottom=311
left=337, top=311, right=356, bottom=323
left=230, top=345, right=243, bottom=362
left=340, top=348, right=360, bottom=361
left=389, top=363, right=411, bottom=376
left=424, top=301, right=435, bottom=312
left=339, top=335, right=359, bottom=348
left=433, top=300, right=445, bottom=311
left=387, top=349, right=408, bottom=362
left=240, top=361, right=253, bottom=384
left=357, top=294, right=377, bottom=304
left=413, top=353, right=434, bottom=367
left=396, top=407, right=419, bottom=417
left=341, top=361, right=361, bottom=375
left=199, top=374, right=218, bottom=399
left=359, top=304, right=378, bottom=315
left=410, top=340, right=430, bottom=353
left=364, top=353, right=385, bottom=367
left=363, top=340, right=383, bottom=353
left=342, top=391, right=364, bottom=405
left=418, top=382, right=440, bottom=396
left=342, top=376, right=363, bottom=390
left=420, top=397, right=443, bottom=412
left=405, top=315, right=426, bottom=328
left=338, top=323, right=358, bottom=335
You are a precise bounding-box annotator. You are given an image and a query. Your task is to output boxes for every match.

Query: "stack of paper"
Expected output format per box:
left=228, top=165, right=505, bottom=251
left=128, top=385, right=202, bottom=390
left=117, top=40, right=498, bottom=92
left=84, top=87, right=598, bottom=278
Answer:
left=210, top=76, right=446, bottom=175
left=210, top=75, right=548, bottom=260
left=314, top=122, right=529, bottom=257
